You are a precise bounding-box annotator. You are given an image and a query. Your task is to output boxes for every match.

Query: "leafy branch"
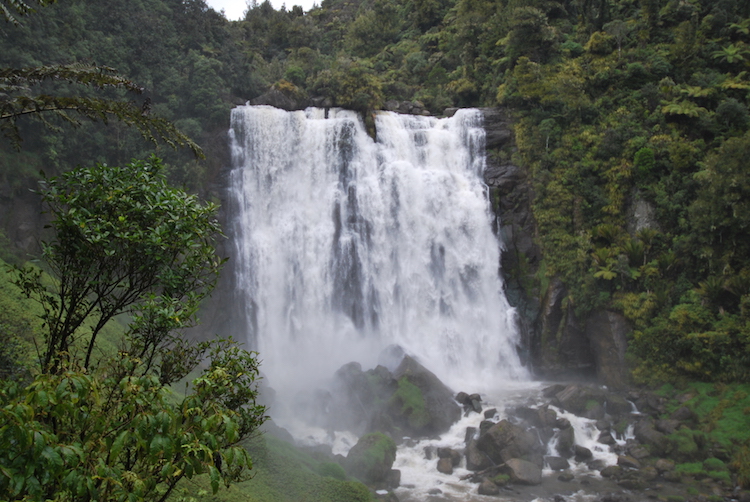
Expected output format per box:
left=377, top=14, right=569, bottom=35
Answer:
left=0, top=64, right=203, bottom=157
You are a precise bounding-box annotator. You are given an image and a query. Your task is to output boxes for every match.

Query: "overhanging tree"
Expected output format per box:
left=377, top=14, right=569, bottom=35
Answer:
left=1, top=157, right=266, bottom=501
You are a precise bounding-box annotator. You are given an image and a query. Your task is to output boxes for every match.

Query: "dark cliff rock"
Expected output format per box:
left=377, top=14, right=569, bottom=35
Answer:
left=481, top=108, right=542, bottom=370
left=481, top=108, right=631, bottom=385
left=586, top=310, right=630, bottom=389
left=250, top=88, right=310, bottom=111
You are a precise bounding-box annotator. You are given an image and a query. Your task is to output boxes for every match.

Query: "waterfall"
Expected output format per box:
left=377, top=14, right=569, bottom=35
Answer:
left=228, top=105, right=527, bottom=403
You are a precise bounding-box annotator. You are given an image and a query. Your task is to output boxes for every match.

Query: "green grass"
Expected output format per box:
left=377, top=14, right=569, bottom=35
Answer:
left=0, top=255, right=130, bottom=375
left=174, top=434, right=375, bottom=502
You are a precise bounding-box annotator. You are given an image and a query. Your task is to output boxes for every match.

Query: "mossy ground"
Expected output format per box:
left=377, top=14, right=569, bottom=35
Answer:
left=173, top=434, right=375, bottom=502
left=657, top=382, right=750, bottom=488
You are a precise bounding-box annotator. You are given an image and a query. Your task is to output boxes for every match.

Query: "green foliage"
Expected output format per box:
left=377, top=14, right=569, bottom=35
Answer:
left=0, top=64, right=202, bottom=157
left=0, top=344, right=264, bottom=501
left=0, top=158, right=266, bottom=501
left=14, top=156, right=223, bottom=373
left=0, top=0, right=55, bottom=25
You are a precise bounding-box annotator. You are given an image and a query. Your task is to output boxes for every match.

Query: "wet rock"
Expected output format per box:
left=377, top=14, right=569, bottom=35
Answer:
left=478, top=478, right=500, bottom=495
left=465, top=438, right=492, bottom=471
left=543, top=384, right=567, bottom=398
left=598, top=493, right=631, bottom=502
left=605, top=393, right=633, bottom=417
left=583, top=401, right=606, bottom=420
left=437, top=447, right=461, bottom=467
left=556, top=425, right=576, bottom=458
left=654, top=458, right=675, bottom=473
left=627, top=444, right=650, bottom=460
left=617, top=455, right=641, bottom=469
left=388, top=355, right=461, bottom=437
left=476, top=419, right=542, bottom=465
left=558, top=472, right=575, bottom=482
left=427, top=488, right=442, bottom=495
left=670, top=405, right=696, bottom=423
left=437, top=457, right=453, bottom=474
left=634, top=393, right=666, bottom=416
left=640, top=465, right=658, bottom=481
left=554, top=385, right=607, bottom=415
left=633, top=419, right=669, bottom=456
left=423, top=446, right=435, bottom=460
left=663, top=470, right=682, bottom=482
left=598, top=431, right=616, bottom=445
left=556, top=417, right=572, bottom=429
left=484, top=408, right=498, bottom=419
left=330, top=361, right=397, bottom=433
left=545, top=456, right=570, bottom=471
left=655, top=418, right=680, bottom=435
left=574, top=445, right=593, bottom=462
left=346, top=433, right=397, bottom=484
left=386, top=469, right=401, bottom=488
left=617, top=477, right=646, bottom=490
left=479, top=420, right=494, bottom=436
left=600, top=465, right=622, bottom=478
left=465, top=426, right=477, bottom=444
left=503, top=458, right=542, bottom=485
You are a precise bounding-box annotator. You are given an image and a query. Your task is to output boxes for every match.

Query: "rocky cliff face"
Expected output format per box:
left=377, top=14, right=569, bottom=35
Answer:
left=480, top=108, right=630, bottom=387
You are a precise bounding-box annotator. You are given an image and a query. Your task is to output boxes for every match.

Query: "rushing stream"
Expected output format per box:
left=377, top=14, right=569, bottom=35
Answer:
left=226, top=105, right=629, bottom=501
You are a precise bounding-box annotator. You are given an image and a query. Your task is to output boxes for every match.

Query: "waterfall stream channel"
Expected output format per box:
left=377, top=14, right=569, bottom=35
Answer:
left=226, top=105, right=638, bottom=501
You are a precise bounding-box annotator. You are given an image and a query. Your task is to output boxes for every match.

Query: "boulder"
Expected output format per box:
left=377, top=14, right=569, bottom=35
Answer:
left=465, top=438, right=492, bottom=471
left=617, top=455, right=641, bottom=469
left=330, top=362, right=397, bottom=433
left=558, top=472, right=575, bottom=482
left=605, top=393, right=633, bottom=417
left=600, top=465, right=622, bottom=478
left=633, top=419, right=669, bottom=456
left=654, top=458, right=675, bottom=473
left=545, top=456, right=570, bottom=471
left=556, top=426, right=576, bottom=458
left=598, top=431, right=616, bottom=445
left=655, top=419, right=680, bottom=435
left=387, top=355, right=461, bottom=437
left=437, top=447, right=461, bottom=467
left=476, top=420, right=542, bottom=465
left=386, top=469, right=401, bottom=489
left=345, top=433, right=397, bottom=484
left=503, top=458, right=542, bottom=485
left=478, top=478, right=500, bottom=495
left=554, top=385, right=607, bottom=415
left=574, top=445, right=593, bottom=462
left=436, top=457, right=453, bottom=474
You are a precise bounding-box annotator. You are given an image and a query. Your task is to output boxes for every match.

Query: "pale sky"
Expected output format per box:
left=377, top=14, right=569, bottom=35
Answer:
left=206, top=0, right=318, bottom=20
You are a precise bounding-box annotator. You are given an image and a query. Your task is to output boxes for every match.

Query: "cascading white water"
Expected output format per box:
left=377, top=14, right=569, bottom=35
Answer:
left=228, top=105, right=527, bottom=405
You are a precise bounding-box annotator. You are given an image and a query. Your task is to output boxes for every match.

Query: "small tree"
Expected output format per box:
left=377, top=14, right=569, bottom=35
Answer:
left=1, top=157, right=266, bottom=501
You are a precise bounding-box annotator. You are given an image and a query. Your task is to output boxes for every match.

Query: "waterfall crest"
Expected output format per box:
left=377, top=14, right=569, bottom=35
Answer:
left=228, top=105, right=527, bottom=399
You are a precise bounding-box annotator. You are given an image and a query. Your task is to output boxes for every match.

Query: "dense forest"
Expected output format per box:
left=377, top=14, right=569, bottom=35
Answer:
left=3, top=0, right=750, bottom=383
left=2, top=0, right=750, bottom=498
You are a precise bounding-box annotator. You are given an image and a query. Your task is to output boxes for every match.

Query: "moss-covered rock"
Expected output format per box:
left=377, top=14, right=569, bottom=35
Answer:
left=345, top=432, right=397, bottom=484
left=386, top=355, right=461, bottom=437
